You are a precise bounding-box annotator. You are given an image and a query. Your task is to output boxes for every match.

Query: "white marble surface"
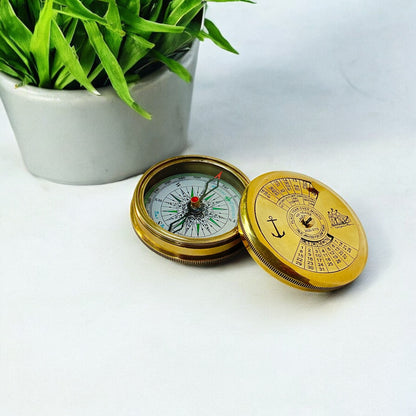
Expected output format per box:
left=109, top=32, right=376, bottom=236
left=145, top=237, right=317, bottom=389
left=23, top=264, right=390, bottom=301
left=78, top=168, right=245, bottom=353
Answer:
left=1, top=1, right=415, bottom=415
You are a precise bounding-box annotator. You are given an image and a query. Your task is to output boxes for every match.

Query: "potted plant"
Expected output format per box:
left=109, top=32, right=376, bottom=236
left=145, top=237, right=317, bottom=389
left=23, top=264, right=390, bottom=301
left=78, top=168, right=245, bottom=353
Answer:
left=0, top=0, right=251, bottom=184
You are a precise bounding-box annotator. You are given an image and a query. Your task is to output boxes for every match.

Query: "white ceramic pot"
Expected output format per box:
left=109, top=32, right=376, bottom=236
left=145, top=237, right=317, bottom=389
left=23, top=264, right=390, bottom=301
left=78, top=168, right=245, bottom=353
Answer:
left=0, top=42, right=199, bottom=185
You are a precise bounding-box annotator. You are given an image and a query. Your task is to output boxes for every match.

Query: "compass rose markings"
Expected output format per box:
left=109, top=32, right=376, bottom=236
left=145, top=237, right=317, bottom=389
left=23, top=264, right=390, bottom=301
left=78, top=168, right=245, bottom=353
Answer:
left=147, top=172, right=241, bottom=238
left=170, top=194, right=181, bottom=202
left=209, top=218, right=220, bottom=227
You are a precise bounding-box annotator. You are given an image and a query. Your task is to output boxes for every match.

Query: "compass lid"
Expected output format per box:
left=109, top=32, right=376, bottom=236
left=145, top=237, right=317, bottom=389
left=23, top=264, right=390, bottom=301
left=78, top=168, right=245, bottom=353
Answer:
left=237, top=171, right=368, bottom=292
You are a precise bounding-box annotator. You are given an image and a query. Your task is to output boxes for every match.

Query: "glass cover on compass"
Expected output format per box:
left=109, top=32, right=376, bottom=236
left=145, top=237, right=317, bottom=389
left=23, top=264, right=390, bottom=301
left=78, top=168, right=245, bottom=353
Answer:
left=144, top=172, right=241, bottom=238
left=130, top=155, right=250, bottom=264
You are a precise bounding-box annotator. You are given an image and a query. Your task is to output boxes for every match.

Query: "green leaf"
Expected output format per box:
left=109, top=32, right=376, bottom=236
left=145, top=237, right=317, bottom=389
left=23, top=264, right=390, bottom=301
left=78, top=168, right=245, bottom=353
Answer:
left=9, top=0, right=32, bottom=28
left=53, top=68, right=73, bottom=89
left=0, top=57, right=21, bottom=78
left=55, top=33, right=97, bottom=89
left=62, top=17, right=79, bottom=42
left=83, top=20, right=151, bottom=119
left=140, top=0, right=157, bottom=17
left=0, top=28, right=32, bottom=71
left=156, top=2, right=203, bottom=56
left=53, top=0, right=108, bottom=26
left=50, top=18, right=78, bottom=79
left=0, top=0, right=33, bottom=56
left=119, top=34, right=154, bottom=73
left=170, top=0, right=185, bottom=8
left=51, top=18, right=98, bottom=94
left=167, top=0, right=202, bottom=26
left=119, top=6, right=185, bottom=34
left=117, top=0, right=140, bottom=16
left=0, top=55, right=35, bottom=84
left=148, top=0, right=164, bottom=21
left=151, top=49, right=191, bottom=83
left=208, top=0, right=255, bottom=3
left=104, top=0, right=123, bottom=56
left=0, top=49, right=30, bottom=79
left=87, top=63, right=104, bottom=84
left=30, top=0, right=54, bottom=87
left=27, top=1, right=41, bottom=25
left=202, top=18, right=238, bottom=54
left=77, top=36, right=97, bottom=75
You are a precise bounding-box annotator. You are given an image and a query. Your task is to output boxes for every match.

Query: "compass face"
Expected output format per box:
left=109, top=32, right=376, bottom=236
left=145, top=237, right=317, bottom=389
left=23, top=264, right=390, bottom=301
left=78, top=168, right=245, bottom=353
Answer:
left=145, top=173, right=241, bottom=238
left=130, top=155, right=250, bottom=264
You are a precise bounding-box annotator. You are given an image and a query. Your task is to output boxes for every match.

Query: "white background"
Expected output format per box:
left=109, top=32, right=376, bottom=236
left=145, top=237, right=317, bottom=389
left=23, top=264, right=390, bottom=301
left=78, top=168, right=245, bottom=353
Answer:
left=1, top=1, right=415, bottom=414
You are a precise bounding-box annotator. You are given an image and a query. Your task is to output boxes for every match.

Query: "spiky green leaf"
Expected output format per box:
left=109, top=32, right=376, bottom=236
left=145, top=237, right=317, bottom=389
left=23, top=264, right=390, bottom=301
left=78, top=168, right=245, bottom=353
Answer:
left=30, top=0, right=54, bottom=87
left=83, top=20, right=151, bottom=119
left=51, top=19, right=98, bottom=94
left=151, top=49, right=191, bottom=82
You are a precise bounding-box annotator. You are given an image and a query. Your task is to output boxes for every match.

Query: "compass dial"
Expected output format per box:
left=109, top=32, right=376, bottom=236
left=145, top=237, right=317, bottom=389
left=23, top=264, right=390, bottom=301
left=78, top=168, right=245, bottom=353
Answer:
left=131, top=155, right=250, bottom=264
left=145, top=173, right=241, bottom=238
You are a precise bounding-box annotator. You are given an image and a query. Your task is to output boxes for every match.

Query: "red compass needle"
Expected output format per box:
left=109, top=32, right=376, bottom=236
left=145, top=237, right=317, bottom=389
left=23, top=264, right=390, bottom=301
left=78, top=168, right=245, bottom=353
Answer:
left=200, top=171, right=223, bottom=200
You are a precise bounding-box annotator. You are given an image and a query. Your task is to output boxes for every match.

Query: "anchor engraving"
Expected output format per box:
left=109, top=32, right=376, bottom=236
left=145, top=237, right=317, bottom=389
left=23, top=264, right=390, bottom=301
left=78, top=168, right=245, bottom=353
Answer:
left=267, top=216, right=285, bottom=238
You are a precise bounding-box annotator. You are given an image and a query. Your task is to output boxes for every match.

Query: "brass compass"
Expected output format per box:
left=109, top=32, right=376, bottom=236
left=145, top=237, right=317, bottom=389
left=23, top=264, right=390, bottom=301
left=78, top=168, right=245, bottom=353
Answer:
left=130, top=155, right=250, bottom=264
left=131, top=155, right=368, bottom=291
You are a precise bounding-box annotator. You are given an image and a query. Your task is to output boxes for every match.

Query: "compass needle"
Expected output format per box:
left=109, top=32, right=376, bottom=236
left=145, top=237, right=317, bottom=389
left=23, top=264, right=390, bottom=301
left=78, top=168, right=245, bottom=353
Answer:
left=200, top=171, right=223, bottom=200
left=168, top=215, right=188, bottom=233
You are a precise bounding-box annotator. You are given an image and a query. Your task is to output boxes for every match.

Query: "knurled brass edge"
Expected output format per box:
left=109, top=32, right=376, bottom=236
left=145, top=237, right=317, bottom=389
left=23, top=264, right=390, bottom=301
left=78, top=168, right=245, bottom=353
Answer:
left=131, top=201, right=244, bottom=264
left=238, top=182, right=346, bottom=292
left=238, top=222, right=343, bottom=292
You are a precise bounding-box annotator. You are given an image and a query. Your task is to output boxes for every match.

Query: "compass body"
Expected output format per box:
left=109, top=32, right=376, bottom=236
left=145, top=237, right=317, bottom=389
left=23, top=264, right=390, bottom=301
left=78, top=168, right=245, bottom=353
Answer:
left=131, top=155, right=250, bottom=264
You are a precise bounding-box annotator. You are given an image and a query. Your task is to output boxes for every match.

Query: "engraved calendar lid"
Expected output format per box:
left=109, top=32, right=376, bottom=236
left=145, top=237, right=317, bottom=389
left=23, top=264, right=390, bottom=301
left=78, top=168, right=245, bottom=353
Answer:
left=237, top=171, right=368, bottom=291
